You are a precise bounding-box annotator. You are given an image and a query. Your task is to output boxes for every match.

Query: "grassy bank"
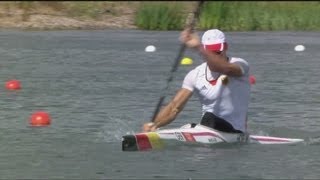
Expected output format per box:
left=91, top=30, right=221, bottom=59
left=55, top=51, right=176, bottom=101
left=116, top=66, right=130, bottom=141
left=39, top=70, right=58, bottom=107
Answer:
left=0, top=1, right=319, bottom=31
left=135, top=2, right=185, bottom=30
left=0, top=1, right=140, bottom=30
left=136, top=1, right=320, bottom=31
left=0, top=1, right=138, bottom=19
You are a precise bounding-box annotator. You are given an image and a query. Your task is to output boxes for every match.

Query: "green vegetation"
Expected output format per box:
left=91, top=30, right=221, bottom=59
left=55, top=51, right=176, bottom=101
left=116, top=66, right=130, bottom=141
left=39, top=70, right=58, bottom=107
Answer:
left=137, top=1, right=320, bottom=31
left=0, top=1, right=319, bottom=31
left=135, top=2, right=184, bottom=30
left=62, top=2, right=105, bottom=19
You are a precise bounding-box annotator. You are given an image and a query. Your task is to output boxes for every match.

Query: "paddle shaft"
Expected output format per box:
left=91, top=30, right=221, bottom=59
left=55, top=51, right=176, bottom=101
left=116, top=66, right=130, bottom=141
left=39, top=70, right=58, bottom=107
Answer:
left=151, top=1, right=204, bottom=122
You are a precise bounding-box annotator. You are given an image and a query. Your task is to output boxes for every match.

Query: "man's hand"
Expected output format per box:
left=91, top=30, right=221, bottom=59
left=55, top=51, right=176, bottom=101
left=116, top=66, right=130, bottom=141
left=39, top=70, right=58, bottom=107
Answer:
left=142, top=122, right=158, bottom=132
left=179, top=28, right=201, bottom=49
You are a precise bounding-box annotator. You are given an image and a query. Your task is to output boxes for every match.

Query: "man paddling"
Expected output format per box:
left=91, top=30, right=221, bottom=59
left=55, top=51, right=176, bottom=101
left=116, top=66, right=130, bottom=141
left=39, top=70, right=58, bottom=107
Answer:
left=142, top=29, right=251, bottom=134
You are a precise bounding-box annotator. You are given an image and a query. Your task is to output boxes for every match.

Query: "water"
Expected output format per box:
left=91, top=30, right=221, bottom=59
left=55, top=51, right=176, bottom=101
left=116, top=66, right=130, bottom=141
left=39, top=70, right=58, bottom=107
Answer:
left=0, top=29, right=319, bottom=179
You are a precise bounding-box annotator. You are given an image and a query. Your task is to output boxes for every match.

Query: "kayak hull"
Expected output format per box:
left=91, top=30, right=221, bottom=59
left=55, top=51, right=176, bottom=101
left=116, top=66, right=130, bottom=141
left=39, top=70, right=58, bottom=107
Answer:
left=122, top=123, right=304, bottom=151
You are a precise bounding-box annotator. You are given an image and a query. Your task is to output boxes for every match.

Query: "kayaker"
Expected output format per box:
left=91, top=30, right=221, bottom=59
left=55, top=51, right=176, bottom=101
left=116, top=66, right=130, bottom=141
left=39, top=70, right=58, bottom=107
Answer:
left=142, top=28, right=251, bottom=134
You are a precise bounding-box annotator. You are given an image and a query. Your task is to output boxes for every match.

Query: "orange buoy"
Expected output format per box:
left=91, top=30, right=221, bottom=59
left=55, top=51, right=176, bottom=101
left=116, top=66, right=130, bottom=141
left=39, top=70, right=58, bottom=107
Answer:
left=249, top=75, right=256, bottom=85
left=29, top=111, right=51, bottom=126
left=5, top=79, right=21, bottom=90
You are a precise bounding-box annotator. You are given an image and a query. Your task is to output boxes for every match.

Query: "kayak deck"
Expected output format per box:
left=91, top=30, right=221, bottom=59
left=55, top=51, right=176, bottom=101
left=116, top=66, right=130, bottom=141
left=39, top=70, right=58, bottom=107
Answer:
left=122, top=124, right=304, bottom=151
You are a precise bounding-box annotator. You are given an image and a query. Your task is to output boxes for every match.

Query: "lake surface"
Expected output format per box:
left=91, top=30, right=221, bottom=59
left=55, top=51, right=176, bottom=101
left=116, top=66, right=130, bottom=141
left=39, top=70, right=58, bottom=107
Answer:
left=0, top=29, right=319, bottom=179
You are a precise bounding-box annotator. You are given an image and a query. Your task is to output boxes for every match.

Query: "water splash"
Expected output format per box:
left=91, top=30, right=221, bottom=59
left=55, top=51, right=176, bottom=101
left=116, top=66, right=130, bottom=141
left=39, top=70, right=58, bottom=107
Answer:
left=305, top=136, right=320, bottom=145
left=95, top=115, right=136, bottom=143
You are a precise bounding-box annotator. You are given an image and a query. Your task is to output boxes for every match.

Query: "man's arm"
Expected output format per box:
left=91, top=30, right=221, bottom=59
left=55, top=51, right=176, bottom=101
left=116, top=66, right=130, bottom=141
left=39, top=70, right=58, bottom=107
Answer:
left=179, top=29, right=243, bottom=77
left=142, top=88, right=193, bottom=132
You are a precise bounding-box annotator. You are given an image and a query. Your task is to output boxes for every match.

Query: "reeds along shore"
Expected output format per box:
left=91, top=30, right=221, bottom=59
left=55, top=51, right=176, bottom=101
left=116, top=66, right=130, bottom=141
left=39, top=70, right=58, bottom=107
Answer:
left=1, top=1, right=319, bottom=31
left=136, top=1, right=320, bottom=31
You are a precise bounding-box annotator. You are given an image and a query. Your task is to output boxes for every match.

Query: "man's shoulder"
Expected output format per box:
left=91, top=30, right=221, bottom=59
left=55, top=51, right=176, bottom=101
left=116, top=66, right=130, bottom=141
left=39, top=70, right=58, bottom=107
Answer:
left=230, top=57, right=247, bottom=63
left=185, top=62, right=206, bottom=78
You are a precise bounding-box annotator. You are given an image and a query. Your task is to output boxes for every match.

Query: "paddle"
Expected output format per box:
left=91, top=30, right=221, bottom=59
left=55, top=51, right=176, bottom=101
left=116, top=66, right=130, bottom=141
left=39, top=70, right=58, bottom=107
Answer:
left=151, top=1, right=204, bottom=122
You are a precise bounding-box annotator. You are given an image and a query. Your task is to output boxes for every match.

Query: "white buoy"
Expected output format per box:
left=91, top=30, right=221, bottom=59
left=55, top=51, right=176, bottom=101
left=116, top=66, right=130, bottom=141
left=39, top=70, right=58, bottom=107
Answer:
left=145, top=45, right=156, bottom=52
left=294, top=45, right=305, bottom=52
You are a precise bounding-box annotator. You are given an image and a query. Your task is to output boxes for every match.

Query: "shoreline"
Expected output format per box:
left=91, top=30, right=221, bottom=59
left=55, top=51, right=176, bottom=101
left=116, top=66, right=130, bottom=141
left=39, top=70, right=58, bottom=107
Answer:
left=0, top=1, right=140, bottom=31
left=1, top=2, right=317, bottom=31
left=0, top=1, right=195, bottom=31
left=0, top=14, right=138, bottom=31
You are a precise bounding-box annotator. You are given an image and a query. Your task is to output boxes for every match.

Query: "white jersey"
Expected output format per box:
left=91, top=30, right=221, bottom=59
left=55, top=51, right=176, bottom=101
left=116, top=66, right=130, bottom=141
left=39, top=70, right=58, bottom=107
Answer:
left=182, top=58, right=250, bottom=132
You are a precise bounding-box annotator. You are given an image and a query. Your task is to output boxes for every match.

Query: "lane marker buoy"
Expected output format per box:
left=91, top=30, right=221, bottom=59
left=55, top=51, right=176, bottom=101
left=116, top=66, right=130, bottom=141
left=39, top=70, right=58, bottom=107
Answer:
left=181, top=57, right=193, bottom=65
left=5, top=79, right=21, bottom=90
left=249, top=75, right=256, bottom=85
left=294, top=45, right=305, bottom=52
left=29, top=111, right=51, bottom=126
left=145, top=45, right=156, bottom=52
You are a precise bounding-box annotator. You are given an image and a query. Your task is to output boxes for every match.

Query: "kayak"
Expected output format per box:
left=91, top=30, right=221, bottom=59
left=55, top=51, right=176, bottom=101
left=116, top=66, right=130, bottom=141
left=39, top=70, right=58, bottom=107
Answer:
left=122, top=123, right=304, bottom=151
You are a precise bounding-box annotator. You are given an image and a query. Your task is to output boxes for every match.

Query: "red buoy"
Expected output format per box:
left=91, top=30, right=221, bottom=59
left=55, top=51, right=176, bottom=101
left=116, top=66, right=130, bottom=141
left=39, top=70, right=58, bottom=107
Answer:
left=5, top=79, right=21, bottom=90
left=249, top=75, right=256, bottom=85
left=29, top=111, right=51, bottom=126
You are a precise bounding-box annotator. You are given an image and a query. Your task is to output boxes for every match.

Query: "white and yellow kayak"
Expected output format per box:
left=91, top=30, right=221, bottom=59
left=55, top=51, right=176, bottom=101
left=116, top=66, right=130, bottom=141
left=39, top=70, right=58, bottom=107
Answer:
left=122, top=123, right=304, bottom=151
